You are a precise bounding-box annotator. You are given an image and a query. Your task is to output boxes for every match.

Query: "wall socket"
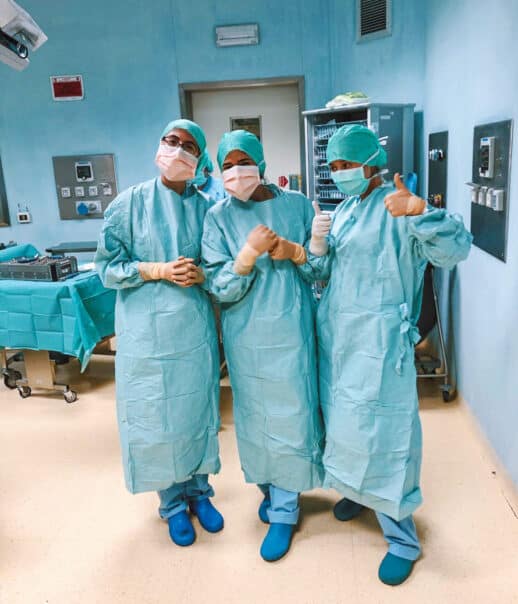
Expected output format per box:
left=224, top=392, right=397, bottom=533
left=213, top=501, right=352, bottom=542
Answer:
left=17, top=211, right=32, bottom=223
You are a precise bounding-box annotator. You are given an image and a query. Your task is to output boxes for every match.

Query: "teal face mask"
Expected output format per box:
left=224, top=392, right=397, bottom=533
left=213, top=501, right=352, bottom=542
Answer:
left=332, top=167, right=371, bottom=196
left=331, top=148, right=384, bottom=196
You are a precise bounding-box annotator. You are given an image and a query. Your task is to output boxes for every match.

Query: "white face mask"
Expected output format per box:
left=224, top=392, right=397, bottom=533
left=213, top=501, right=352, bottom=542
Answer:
left=222, top=165, right=261, bottom=201
left=155, top=144, right=198, bottom=181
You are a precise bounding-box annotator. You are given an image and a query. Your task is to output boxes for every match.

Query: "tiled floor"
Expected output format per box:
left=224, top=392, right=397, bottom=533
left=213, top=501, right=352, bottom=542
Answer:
left=1, top=355, right=517, bottom=604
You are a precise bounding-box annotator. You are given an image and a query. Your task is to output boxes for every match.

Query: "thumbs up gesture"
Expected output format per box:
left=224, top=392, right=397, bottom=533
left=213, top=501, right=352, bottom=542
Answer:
left=384, top=173, right=426, bottom=217
left=311, top=200, right=332, bottom=238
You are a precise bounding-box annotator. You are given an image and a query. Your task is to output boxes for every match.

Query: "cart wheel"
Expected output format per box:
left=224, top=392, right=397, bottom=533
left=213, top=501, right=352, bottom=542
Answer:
left=64, top=389, right=78, bottom=403
left=3, top=370, right=22, bottom=389
left=4, top=374, right=17, bottom=389
left=18, top=385, right=32, bottom=399
left=4, top=375, right=17, bottom=389
left=441, top=386, right=456, bottom=403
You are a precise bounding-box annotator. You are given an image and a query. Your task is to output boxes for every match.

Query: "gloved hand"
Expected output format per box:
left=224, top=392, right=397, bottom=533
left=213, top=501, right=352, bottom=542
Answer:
left=309, top=201, right=332, bottom=256
left=234, top=225, right=278, bottom=275
left=384, top=173, right=426, bottom=217
left=168, top=258, right=205, bottom=287
left=269, top=237, right=306, bottom=265
left=139, top=257, right=204, bottom=287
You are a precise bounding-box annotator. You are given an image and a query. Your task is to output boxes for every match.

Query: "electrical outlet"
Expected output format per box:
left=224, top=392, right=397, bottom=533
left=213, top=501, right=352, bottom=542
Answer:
left=17, top=211, right=31, bottom=223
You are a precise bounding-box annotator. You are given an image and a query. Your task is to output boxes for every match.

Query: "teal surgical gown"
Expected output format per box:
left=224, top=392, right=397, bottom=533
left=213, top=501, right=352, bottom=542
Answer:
left=202, top=186, right=324, bottom=492
left=95, top=178, right=220, bottom=494
left=311, top=185, right=472, bottom=520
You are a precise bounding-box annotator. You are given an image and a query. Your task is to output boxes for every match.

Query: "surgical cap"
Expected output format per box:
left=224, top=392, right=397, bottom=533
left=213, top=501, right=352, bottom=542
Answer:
left=161, top=118, right=207, bottom=154
left=161, top=118, right=208, bottom=181
left=217, top=130, right=266, bottom=177
left=205, top=156, right=214, bottom=174
left=327, top=124, right=387, bottom=167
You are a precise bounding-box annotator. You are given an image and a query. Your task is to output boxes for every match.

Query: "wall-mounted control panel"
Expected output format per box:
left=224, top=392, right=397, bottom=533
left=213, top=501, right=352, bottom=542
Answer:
left=52, top=154, right=118, bottom=220
left=428, top=131, right=448, bottom=209
left=466, top=120, right=512, bottom=262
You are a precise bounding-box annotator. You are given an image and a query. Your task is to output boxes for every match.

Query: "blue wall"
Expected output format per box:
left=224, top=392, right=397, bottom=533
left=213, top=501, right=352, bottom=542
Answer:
left=328, top=0, right=425, bottom=107
left=0, top=0, right=331, bottom=250
left=423, top=0, right=518, bottom=485
left=0, top=0, right=423, bottom=252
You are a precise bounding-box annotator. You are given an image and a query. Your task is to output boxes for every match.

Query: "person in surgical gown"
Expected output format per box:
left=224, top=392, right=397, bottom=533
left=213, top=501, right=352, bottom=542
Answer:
left=95, top=119, right=223, bottom=547
left=308, top=124, right=472, bottom=585
left=197, top=155, right=226, bottom=202
left=201, top=130, right=324, bottom=562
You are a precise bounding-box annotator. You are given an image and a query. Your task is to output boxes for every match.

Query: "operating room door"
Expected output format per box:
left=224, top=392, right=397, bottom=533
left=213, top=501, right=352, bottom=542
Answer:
left=191, top=85, right=301, bottom=186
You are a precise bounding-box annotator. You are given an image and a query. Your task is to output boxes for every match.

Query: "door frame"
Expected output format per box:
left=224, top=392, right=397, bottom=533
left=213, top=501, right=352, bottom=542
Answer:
left=178, top=76, right=306, bottom=190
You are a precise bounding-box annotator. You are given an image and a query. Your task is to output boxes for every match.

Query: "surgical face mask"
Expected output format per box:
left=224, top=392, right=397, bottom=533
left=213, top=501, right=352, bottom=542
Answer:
left=331, top=148, right=384, bottom=197
left=155, top=144, right=198, bottom=181
left=222, top=165, right=260, bottom=201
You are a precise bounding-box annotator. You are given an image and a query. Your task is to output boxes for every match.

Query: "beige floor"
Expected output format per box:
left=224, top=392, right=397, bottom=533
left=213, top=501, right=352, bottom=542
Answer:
left=1, top=355, right=518, bottom=604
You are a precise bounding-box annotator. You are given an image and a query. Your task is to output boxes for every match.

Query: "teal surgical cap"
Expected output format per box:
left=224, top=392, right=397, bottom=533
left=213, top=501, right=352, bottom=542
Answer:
left=161, top=118, right=207, bottom=154
left=327, top=124, right=387, bottom=167
left=191, top=151, right=215, bottom=185
left=205, top=156, right=214, bottom=173
left=217, top=130, right=266, bottom=177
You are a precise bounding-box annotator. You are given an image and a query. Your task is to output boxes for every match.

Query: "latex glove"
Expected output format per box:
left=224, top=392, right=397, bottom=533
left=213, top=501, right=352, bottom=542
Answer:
left=384, top=173, right=426, bottom=217
left=169, top=259, right=205, bottom=288
left=139, top=257, right=203, bottom=287
left=309, top=200, right=332, bottom=256
left=269, top=237, right=307, bottom=265
left=235, top=225, right=278, bottom=275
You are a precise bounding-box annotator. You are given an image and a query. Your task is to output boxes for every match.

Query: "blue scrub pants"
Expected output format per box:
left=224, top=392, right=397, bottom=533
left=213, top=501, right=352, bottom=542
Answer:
left=375, top=512, right=420, bottom=561
left=258, top=484, right=299, bottom=525
left=158, top=474, right=214, bottom=520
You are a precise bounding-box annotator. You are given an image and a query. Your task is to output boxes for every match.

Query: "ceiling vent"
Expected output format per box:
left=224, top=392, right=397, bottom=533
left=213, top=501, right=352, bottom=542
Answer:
left=357, top=0, right=391, bottom=42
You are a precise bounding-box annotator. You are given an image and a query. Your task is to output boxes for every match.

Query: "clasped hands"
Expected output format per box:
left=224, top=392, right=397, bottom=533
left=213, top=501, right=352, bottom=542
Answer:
left=139, top=256, right=204, bottom=287
left=235, top=225, right=306, bottom=275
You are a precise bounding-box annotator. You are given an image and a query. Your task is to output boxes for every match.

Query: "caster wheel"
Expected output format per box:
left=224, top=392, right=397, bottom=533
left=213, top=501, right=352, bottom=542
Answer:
left=441, top=386, right=456, bottom=403
left=4, top=376, right=17, bottom=389
left=18, top=385, right=31, bottom=398
left=64, top=389, right=78, bottom=403
left=3, top=370, right=22, bottom=389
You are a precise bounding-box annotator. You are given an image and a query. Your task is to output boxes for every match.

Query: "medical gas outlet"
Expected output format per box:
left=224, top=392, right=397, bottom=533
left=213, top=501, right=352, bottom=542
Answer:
left=468, top=120, right=512, bottom=261
left=466, top=183, right=505, bottom=212
left=53, top=154, right=118, bottom=220
left=76, top=200, right=102, bottom=216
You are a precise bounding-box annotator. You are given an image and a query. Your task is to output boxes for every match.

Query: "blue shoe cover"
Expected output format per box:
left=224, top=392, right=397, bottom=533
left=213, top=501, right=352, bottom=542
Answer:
left=333, top=497, right=364, bottom=521
left=258, top=496, right=270, bottom=524
left=189, top=498, right=224, bottom=533
left=378, top=553, right=415, bottom=585
left=168, top=511, right=195, bottom=546
left=260, top=523, right=294, bottom=562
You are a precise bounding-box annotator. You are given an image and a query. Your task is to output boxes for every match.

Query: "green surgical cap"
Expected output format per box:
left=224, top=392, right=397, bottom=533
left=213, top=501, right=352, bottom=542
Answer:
left=205, top=156, right=214, bottom=174
left=217, top=130, right=266, bottom=177
left=326, top=124, right=387, bottom=167
left=161, top=119, right=207, bottom=154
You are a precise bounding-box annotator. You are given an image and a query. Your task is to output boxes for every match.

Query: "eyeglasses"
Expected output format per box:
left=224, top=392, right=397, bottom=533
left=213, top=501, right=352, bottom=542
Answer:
left=161, top=135, right=199, bottom=157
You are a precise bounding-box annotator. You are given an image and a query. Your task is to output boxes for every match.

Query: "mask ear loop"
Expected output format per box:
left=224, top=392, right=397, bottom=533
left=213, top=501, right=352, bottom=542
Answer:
left=362, top=146, right=387, bottom=183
